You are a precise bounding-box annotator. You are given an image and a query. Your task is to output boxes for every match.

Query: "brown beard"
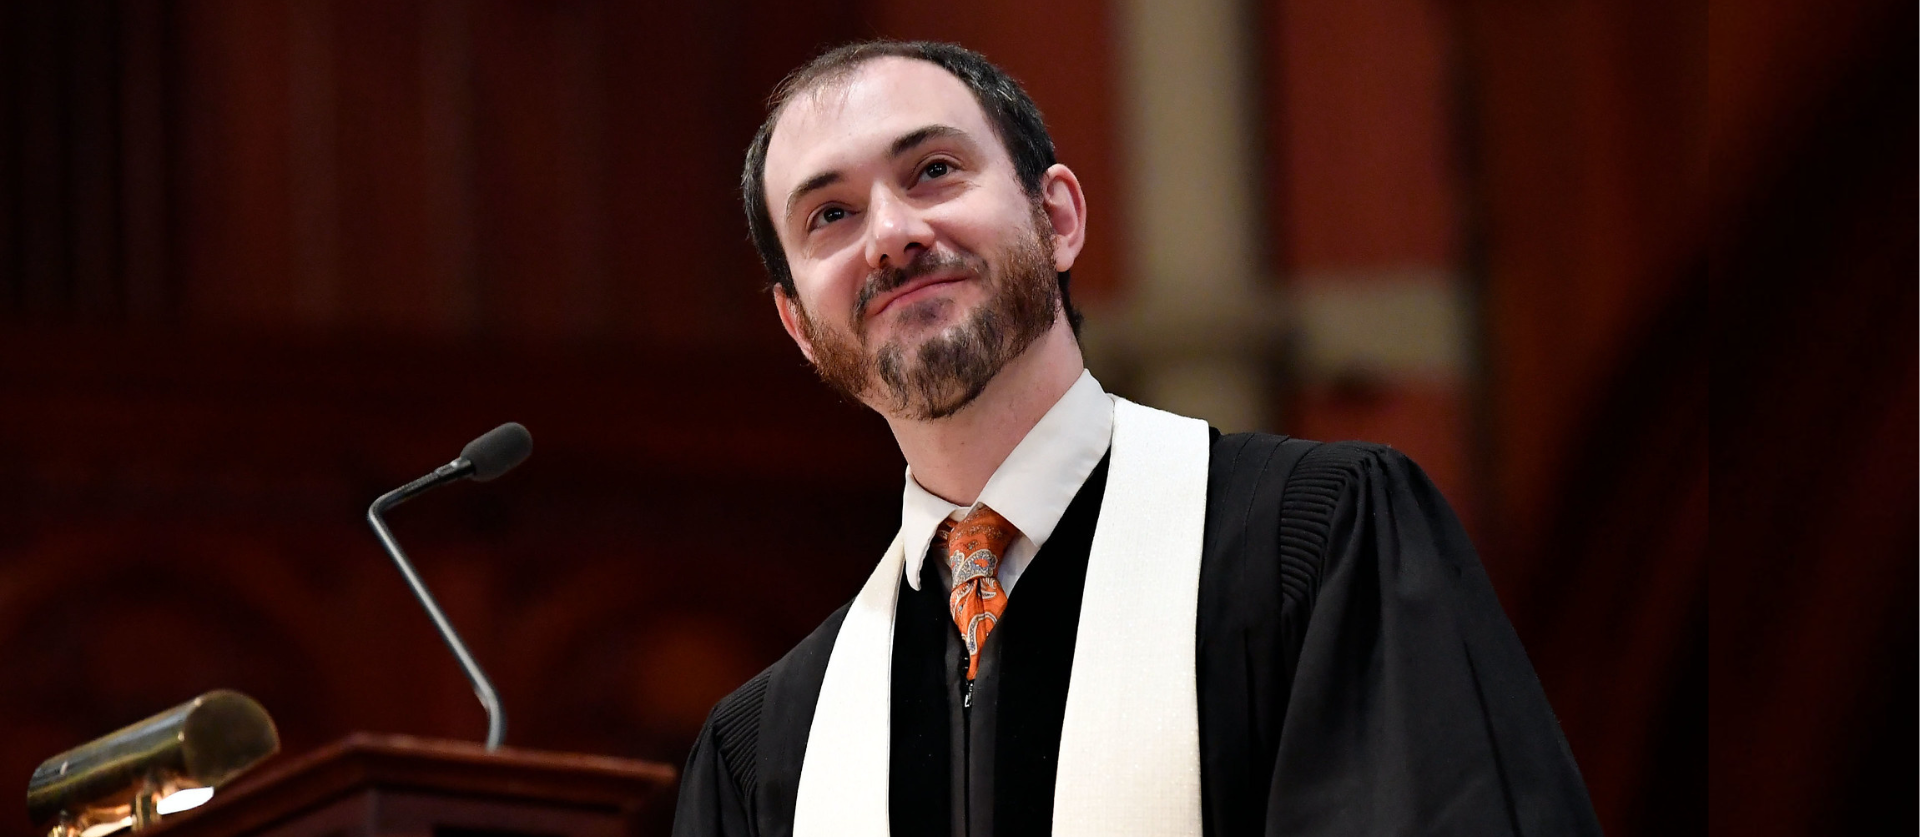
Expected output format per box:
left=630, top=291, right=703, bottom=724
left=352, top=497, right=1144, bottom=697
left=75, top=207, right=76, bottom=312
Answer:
left=794, top=206, right=1060, bottom=420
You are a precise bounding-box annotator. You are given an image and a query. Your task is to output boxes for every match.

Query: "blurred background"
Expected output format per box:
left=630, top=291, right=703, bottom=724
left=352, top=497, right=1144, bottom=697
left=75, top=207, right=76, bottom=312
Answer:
left=0, top=0, right=1908, bottom=835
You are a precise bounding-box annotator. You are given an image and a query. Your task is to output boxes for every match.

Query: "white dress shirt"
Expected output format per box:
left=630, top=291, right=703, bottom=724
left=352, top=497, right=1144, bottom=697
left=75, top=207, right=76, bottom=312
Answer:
left=900, top=370, right=1114, bottom=595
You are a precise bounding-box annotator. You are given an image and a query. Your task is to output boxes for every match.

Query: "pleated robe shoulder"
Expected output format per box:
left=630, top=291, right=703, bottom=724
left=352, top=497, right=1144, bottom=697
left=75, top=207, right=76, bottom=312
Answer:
left=671, top=433, right=1603, bottom=837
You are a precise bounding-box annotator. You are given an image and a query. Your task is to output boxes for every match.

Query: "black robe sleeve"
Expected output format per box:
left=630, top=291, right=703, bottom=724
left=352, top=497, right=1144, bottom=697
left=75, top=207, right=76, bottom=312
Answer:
left=1253, top=441, right=1600, bottom=835
left=673, top=603, right=850, bottom=837
left=674, top=691, right=758, bottom=837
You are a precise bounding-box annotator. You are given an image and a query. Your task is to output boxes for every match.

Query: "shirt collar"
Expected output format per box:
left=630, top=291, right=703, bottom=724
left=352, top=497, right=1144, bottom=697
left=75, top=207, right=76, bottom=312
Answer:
left=899, top=370, right=1114, bottom=590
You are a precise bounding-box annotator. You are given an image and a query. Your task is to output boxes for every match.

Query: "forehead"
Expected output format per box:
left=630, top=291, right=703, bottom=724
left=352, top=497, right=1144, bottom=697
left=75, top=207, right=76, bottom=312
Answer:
left=763, top=57, right=1001, bottom=201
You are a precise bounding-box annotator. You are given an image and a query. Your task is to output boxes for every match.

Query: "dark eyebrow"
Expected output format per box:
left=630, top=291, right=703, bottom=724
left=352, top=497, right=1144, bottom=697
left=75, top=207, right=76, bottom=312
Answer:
left=784, top=171, right=843, bottom=223
left=783, top=125, right=970, bottom=224
left=888, top=124, right=965, bottom=158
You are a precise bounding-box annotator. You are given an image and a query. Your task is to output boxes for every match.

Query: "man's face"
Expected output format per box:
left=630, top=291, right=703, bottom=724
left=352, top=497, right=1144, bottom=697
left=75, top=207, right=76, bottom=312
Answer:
left=761, top=57, right=1065, bottom=419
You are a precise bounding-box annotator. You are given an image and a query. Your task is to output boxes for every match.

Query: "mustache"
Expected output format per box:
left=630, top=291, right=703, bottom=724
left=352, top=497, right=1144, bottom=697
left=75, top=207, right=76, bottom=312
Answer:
left=852, top=251, right=979, bottom=330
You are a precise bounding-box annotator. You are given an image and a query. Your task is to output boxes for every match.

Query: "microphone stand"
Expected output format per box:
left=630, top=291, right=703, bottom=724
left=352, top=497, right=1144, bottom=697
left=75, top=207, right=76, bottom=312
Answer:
left=367, top=458, right=506, bottom=750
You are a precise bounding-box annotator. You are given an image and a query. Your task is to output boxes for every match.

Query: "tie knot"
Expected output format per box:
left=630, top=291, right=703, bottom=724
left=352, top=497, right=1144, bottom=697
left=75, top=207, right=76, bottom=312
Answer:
left=942, top=504, right=1019, bottom=582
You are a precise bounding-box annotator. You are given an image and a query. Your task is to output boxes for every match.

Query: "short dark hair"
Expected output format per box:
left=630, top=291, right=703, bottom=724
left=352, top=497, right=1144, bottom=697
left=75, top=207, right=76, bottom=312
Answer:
left=741, top=40, right=1083, bottom=336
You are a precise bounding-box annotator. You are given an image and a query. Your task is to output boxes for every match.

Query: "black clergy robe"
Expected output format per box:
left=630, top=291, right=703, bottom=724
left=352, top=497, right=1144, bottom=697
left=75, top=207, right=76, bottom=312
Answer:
left=673, top=433, right=1602, bottom=836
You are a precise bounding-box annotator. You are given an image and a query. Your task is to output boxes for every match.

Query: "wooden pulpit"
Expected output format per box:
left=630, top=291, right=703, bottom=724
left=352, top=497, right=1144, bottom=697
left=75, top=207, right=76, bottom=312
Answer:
left=143, top=735, right=677, bottom=837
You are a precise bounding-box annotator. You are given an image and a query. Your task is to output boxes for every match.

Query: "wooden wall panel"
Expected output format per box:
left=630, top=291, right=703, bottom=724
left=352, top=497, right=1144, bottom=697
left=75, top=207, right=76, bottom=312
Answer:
left=0, top=3, right=914, bottom=833
left=1259, top=0, right=1475, bottom=524
left=601, top=0, right=741, bottom=343
left=174, top=0, right=300, bottom=326
left=1458, top=1, right=1709, bottom=834
left=1709, top=3, right=1915, bottom=833
left=331, top=0, right=437, bottom=332
left=0, top=329, right=904, bottom=837
left=1461, top=0, right=1704, bottom=577
left=1267, top=0, right=1457, bottom=271
left=470, top=0, right=604, bottom=339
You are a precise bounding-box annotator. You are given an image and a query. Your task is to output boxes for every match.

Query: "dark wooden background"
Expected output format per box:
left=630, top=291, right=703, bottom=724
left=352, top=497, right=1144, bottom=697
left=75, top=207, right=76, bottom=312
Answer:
left=1, top=1, right=1909, bottom=835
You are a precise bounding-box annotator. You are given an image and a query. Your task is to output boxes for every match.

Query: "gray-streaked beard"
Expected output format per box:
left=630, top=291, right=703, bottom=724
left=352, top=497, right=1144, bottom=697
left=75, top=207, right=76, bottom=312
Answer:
left=796, top=212, right=1059, bottom=420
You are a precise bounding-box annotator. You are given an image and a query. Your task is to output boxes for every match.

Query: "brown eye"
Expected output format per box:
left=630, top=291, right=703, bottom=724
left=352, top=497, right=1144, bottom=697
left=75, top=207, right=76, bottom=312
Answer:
left=923, top=161, right=951, bottom=179
left=812, top=206, right=847, bottom=230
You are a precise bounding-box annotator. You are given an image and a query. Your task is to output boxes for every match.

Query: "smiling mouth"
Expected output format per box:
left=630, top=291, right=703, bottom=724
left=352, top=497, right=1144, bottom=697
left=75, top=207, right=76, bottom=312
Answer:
left=864, top=273, right=969, bottom=323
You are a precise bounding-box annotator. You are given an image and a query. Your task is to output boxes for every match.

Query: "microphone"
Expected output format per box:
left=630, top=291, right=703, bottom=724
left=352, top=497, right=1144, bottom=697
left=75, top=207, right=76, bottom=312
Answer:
left=366, top=422, right=531, bottom=750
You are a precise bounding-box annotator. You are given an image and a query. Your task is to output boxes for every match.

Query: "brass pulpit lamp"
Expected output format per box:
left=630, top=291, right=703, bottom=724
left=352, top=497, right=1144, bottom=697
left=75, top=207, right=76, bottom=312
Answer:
left=26, top=691, right=279, bottom=837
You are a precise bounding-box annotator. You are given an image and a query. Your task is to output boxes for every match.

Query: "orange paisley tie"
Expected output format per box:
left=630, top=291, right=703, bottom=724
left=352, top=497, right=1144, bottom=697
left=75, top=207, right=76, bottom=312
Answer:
left=940, top=504, right=1019, bottom=681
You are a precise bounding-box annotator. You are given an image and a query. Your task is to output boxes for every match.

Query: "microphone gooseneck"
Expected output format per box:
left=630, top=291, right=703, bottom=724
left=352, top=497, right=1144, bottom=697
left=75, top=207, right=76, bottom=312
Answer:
left=365, top=422, right=532, bottom=751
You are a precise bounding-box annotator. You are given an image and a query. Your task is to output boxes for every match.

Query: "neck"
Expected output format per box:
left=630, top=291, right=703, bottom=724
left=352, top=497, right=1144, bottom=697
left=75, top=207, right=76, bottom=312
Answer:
left=884, top=317, right=1084, bottom=506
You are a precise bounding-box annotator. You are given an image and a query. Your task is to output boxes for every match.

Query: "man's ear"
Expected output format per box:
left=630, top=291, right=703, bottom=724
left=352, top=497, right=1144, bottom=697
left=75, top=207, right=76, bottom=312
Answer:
left=1038, top=163, right=1088, bottom=273
left=772, top=286, right=817, bottom=363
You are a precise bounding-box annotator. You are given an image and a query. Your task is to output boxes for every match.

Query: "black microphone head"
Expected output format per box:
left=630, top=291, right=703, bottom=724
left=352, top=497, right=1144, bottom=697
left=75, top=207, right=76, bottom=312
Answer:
left=461, top=422, right=532, bottom=482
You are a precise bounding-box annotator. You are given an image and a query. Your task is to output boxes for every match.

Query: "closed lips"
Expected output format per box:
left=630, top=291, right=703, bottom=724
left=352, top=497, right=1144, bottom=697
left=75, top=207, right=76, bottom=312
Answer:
left=868, top=273, right=967, bottom=319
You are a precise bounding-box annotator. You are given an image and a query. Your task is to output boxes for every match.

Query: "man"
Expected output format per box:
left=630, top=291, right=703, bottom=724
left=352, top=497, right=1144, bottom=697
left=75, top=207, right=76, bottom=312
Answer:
left=674, top=41, right=1600, bottom=837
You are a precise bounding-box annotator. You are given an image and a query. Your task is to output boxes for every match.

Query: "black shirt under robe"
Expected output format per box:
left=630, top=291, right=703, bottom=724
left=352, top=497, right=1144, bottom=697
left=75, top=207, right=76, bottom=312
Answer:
left=672, top=433, right=1602, bottom=836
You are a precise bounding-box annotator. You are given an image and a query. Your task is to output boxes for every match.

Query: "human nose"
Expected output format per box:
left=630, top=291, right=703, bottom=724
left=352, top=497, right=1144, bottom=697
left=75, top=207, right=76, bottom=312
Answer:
left=863, top=188, right=932, bottom=271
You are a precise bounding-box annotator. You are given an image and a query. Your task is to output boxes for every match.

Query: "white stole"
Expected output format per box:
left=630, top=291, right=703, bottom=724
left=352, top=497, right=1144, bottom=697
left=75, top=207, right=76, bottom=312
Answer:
left=792, top=396, right=1208, bottom=836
